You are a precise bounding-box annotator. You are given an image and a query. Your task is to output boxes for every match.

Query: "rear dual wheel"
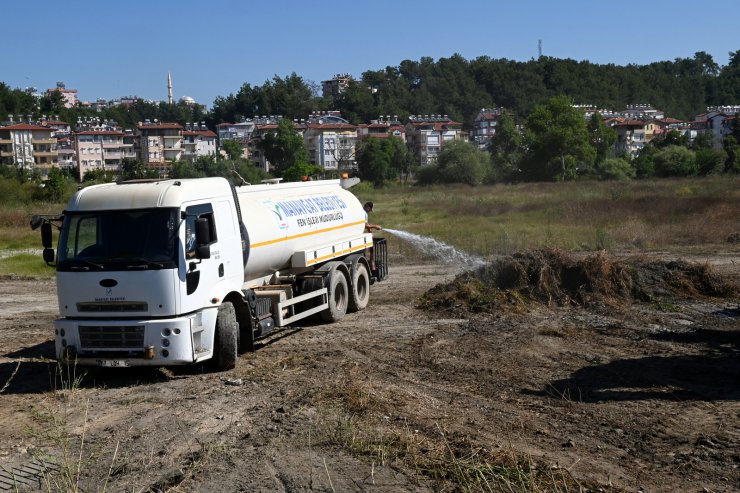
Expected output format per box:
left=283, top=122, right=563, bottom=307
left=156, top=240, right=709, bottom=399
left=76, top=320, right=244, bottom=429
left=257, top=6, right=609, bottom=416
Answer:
left=321, top=265, right=349, bottom=322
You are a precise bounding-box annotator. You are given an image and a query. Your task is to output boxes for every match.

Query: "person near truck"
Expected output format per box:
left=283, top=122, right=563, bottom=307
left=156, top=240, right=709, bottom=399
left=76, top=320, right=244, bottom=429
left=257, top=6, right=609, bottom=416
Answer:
left=363, top=201, right=381, bottom=270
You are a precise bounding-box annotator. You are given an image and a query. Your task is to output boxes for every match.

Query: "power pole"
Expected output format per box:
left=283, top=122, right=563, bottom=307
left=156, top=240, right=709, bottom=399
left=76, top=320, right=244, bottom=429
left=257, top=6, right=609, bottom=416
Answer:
left=538, top=39, right=543, bottom=58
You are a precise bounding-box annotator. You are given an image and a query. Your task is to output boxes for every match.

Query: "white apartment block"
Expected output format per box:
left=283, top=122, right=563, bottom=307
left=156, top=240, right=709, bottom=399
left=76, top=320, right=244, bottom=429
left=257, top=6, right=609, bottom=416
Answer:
left=137, top=121, right=184, bottom=174
left=405, top=115, right=465, bottom=166
left=183, top=126, right=217, bottom=161
left=0, top=123, right=58, bottom=176
left=75, top=130, right=135, bottom=181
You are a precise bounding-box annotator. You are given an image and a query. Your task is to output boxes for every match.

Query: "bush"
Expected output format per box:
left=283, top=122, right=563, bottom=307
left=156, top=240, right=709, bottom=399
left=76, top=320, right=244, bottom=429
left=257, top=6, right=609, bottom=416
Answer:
left=595, top=158, right=635, bottom=181
left=653, top=145, right=697, bottom=177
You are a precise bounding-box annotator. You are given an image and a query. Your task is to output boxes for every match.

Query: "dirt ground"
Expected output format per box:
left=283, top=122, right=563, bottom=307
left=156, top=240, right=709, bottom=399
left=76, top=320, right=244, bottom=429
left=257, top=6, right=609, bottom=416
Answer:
left=0, top=249, right=738, bottom=492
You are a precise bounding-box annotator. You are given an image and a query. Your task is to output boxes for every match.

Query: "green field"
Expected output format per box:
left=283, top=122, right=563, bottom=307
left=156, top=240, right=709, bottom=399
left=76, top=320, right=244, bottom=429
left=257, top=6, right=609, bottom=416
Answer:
left=357, top=176, right=740, bottom=258
left=2, top=176, right=738, bottom=278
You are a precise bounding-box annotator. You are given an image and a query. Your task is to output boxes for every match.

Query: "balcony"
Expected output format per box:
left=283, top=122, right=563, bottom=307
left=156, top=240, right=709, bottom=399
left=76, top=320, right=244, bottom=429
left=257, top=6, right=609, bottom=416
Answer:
left=32, top=138, right=56, bottom=145
left=0, top=150, right=13, bottom=157
left=102, top=142, right=123, bottom=149
left=34, top=151, right=58, bottom=157
left=0, top=139, right=11, bottom=145
left=104, top=152, right=122, bottom=160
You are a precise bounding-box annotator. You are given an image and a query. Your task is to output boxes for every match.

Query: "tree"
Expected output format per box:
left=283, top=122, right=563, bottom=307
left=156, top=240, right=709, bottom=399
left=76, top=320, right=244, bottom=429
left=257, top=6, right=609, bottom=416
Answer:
left=695, top=148, right=726, bottom=176
left=653, top=145, right=697, bottom=177
left=121, top=158, right=156, bottom=180
left=355, top=138, right=391, bottom=187
left=632, top=146, right=656, bottom=178
left=386, top=136, right=414, bottom=182
left=722, top=135, right=740, bottom=173
left=44, top=167, right=68, bottom=201
left=257, top=119, right=309, bottom=176
left=488, top=113, right=523, bottom=182
left=435, top=141, right=489, bottom=186
left=521, top=95, right=596, bottom=181
left=281, top=163, right=322, bottom=182
left=588, top=113, right=617, bottom=164
left=221, top=140, right=244, bottom=160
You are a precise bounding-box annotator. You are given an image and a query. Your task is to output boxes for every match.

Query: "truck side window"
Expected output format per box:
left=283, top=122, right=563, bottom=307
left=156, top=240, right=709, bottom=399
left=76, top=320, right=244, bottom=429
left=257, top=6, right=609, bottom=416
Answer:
left=184, top=204, right=217, bottom=255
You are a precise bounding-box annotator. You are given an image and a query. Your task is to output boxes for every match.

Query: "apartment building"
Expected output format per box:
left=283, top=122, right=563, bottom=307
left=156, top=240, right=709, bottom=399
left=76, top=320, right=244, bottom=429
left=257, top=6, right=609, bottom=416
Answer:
left=321, top=74, right=353, bottom=100
left=75, top=130, right=135, bottom=180
left=183, top=125, right=217, bottom=161
left=246, top=116, right=290, bottom=172
left=217, top=120, right=255, bottom=142
left=405, top=115, right=465, bottom=166
left=305, top=123, right=358, bottom=171
left=136, top=121, right=184, bottom=175
left=471, top=108, right=503, bottom=148
left=612, top=119, right=649, bottom=157
left=356, top=116, right=405, bottom=142
left=0, top=123, right=58, bottom=176
left=47, top=82, right=78, bottom=108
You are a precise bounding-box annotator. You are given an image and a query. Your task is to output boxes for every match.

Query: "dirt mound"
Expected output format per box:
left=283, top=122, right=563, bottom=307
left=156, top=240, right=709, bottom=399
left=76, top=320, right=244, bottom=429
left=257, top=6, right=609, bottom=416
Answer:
left=419, top=249, right=739, bottom=315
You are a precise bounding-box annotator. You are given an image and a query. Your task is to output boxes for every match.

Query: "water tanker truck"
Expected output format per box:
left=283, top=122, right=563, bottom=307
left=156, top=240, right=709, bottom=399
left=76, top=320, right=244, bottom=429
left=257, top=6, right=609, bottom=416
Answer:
left=31, top=177, right=388, bottom=370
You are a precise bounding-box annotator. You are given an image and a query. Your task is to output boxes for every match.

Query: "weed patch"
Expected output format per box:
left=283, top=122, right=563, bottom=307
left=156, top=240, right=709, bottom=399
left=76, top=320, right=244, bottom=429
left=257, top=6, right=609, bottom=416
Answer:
left=420, top=249, right=739, bottom=316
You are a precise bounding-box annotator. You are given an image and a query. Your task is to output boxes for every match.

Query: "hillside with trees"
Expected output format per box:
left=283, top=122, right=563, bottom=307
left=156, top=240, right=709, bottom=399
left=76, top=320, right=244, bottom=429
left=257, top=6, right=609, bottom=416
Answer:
left=2, top=51, right=738, bottom=129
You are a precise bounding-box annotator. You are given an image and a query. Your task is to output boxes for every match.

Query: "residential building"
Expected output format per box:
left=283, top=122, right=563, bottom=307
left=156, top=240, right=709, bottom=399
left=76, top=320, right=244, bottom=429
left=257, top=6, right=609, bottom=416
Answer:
left=405, top=115, right=465, bottom=166
left=248, top=117, right=282, bottom=172
left=0, top=123, right=58, bottom=176
left=48, top=82, right=78, bottom=108
left=136, top=121, right=184, bottom=175
left=217, top=120, right=255, bottom=142
left=304, top=112, right=357, bottom=171
left=471, top=108, right=503, bottom=148
left=39, top=116, right=71, bottom=137
left=611, top=119, right=648, bottom=157
left=322, top=74, right=352, bottom=100
left=57, top=137, right=76, bottom=172
left=620, top=104, right=664, bottom=121
left=706, top=112, right=737, bottom=149
left=75, top=130, right=132, bottom=180
left=357, top=116, right=405, bottom=142
left=183, top=124, right=217, bottom=160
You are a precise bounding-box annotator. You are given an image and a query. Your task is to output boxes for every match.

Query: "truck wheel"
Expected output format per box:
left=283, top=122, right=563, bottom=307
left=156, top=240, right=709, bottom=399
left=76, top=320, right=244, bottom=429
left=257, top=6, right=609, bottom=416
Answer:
left=213, top=301, right=237, bottom=370
left=321, top=267, right=349, bottom=322
left=348, top=262, right=370, bottom=312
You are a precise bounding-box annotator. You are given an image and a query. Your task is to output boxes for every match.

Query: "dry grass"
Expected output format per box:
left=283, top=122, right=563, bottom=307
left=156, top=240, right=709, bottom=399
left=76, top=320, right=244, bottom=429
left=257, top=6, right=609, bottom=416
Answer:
left=362, top=176, right=740, bottom=256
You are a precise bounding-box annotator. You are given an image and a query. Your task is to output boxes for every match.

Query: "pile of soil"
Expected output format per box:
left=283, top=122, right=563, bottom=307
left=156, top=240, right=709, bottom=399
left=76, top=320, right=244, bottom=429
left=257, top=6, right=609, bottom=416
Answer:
left=419, top=249, right=739, bottom=315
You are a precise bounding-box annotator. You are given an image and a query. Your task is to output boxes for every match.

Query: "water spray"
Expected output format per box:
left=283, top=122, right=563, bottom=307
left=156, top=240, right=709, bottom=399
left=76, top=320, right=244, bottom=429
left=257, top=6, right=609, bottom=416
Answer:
left=383, top=228, right=487, bottom=270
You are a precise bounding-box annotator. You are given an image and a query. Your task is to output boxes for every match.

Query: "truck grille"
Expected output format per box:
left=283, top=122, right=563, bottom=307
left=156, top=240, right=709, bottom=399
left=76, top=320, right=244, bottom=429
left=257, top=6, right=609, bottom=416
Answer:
left=79, top=325, right=144, bottom=348
left=77, top=302, right=148, bottom=312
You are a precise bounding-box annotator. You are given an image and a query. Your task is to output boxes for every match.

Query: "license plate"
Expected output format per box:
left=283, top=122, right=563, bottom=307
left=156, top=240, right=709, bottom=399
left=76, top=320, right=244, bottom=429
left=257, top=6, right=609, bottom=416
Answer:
left=96, top=359, right=130, bottom=368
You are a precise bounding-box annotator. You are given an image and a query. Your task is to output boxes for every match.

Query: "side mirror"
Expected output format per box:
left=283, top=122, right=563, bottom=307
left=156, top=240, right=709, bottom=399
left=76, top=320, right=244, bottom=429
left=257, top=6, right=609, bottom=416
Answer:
left=43, top=248, right=55, bottom=265
left=195, top=217, right=212, bottom=245
left=194, top=217, right=212, bottom=259
left=41, top=222, right=53, bottom=249
left=196, top=245, right=211, bottom=259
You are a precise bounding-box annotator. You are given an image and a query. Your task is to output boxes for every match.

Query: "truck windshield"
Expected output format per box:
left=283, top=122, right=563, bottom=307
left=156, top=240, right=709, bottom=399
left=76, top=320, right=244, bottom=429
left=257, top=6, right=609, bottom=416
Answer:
left=57, top=208, right=179, bottom=271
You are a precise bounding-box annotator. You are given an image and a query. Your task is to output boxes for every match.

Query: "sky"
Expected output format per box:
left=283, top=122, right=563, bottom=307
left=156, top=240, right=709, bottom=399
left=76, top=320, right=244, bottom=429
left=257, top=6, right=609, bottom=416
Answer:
left=3, top=0, right=739, bottom=108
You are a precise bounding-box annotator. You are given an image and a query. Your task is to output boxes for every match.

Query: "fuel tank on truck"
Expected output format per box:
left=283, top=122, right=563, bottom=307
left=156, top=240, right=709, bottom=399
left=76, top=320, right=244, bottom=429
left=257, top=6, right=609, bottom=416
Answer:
left=235, top=180, right=367, bottom=284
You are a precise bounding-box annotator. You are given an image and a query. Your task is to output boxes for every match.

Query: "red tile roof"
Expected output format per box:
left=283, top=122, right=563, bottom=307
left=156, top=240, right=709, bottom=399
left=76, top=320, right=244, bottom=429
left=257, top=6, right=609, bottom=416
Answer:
left=137, top=123, right=183, bottom=130
left=306, top=123, right=356, bottom=130
left=0, top=123, right=52, bottom=131
left=183, top=130, right=217, bottom=138
left=75, top=131, right=124, bottom=136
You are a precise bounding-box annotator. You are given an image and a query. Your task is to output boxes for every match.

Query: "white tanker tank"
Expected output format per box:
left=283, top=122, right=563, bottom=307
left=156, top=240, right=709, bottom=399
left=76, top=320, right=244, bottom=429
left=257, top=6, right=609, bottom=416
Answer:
left=235, top=179, right=370, bottom=286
